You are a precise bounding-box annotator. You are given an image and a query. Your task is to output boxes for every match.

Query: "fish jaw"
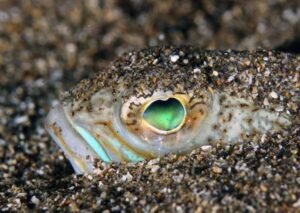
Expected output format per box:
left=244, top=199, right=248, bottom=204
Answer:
left=45, top=100, right=150, bottom=174
left=45, top=103, right=98, bottom=174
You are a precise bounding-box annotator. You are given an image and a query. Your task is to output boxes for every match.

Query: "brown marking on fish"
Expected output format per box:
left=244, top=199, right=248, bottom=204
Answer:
left=126, top=119, right=137, bottom=126
left=240, top=103, right=250, bottom=108
left=51, top=123, right=89, bottom=172
left=95, top=121, right=108, bottom=126
left=94, top=132, right=128, bottom=162
left=190, top=101, right=205, bottom=109
left=127, top=112, right=136, bottom=118
left=106, top=122, right=155, bottom=159
left=228, top=113, right=233, bottom=122
left=188, top=96, right=196, bottom=103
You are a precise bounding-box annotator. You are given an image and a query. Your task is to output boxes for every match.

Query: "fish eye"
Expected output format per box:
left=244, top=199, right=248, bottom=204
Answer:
left=120, top=92, right=208, bottom=146
left=142, top=97, right=186, bottom=134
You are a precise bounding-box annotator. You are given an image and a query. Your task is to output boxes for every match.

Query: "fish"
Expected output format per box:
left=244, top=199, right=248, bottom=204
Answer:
left=45, top=46, right=295, bottom=174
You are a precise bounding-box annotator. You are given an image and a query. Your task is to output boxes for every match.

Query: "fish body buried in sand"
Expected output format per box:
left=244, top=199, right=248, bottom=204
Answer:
left=45, top=46, right=293, bottom=174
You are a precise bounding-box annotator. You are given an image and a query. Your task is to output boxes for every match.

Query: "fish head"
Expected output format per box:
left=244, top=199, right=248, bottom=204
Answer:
left=45, top=46, right=291, bottom=173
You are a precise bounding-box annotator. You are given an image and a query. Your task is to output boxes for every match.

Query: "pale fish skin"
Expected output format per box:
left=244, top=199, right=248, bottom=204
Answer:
left=45, top=46, right=297, bottom=174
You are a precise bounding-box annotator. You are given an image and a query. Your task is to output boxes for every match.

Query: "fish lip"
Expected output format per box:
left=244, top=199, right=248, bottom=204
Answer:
left=44, top=102, right=96, bottom=174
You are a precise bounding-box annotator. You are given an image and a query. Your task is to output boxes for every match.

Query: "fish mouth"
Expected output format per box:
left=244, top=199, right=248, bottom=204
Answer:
left=45, top=103, right=99, bottom=174
left=45, top=103, right=151, bottom=174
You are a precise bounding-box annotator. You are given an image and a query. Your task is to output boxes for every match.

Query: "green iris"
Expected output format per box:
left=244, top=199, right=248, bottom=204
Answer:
left=143, top=98, right=185, bottom=132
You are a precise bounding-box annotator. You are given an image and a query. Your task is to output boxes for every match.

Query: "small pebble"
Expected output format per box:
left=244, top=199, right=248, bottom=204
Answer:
left=31, top=196, right=40, bottom=205
left=269, top=91, right=278, bottom=99
left=14, top=115, right=29, bottom=125
left=263, top=98, right=269, bottom=106
left=150, top=165, right=160, bottom=173
left=212, top=166, right=222, bottom=174
left=201, top=145, right=212, bottom=151
left=212, top=71, right=219, bottom=76
left=193, top=68, right=201, bottom=73
left=170, top=55, right=180, bottom=62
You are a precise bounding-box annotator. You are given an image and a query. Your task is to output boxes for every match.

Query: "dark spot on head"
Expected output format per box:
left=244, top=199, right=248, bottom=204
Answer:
left=126, top=119, right=137, bottom=126
left=189, top=96, right=195, bottom=103
left=127, top=112, right=136, bottom=118
left=219, top=94, right=226, bottom=104
left=207, top=137, right=213, bottom=143
left=240, top=103, right=249, bottom=108
left=132, top=102, right=142, bottom=107
left=190, top=101, right=204, bottom=109
left=247, top=118, right=253, bottom=124
left=87, top=105, right=93, bottom=112
left=174, top=92, right=186, bottom=95
left=230, top=91, right=237, bottom=96
left=228, top=113, right=233, bottom=122
left=213, top=124, right=218, bottom=130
